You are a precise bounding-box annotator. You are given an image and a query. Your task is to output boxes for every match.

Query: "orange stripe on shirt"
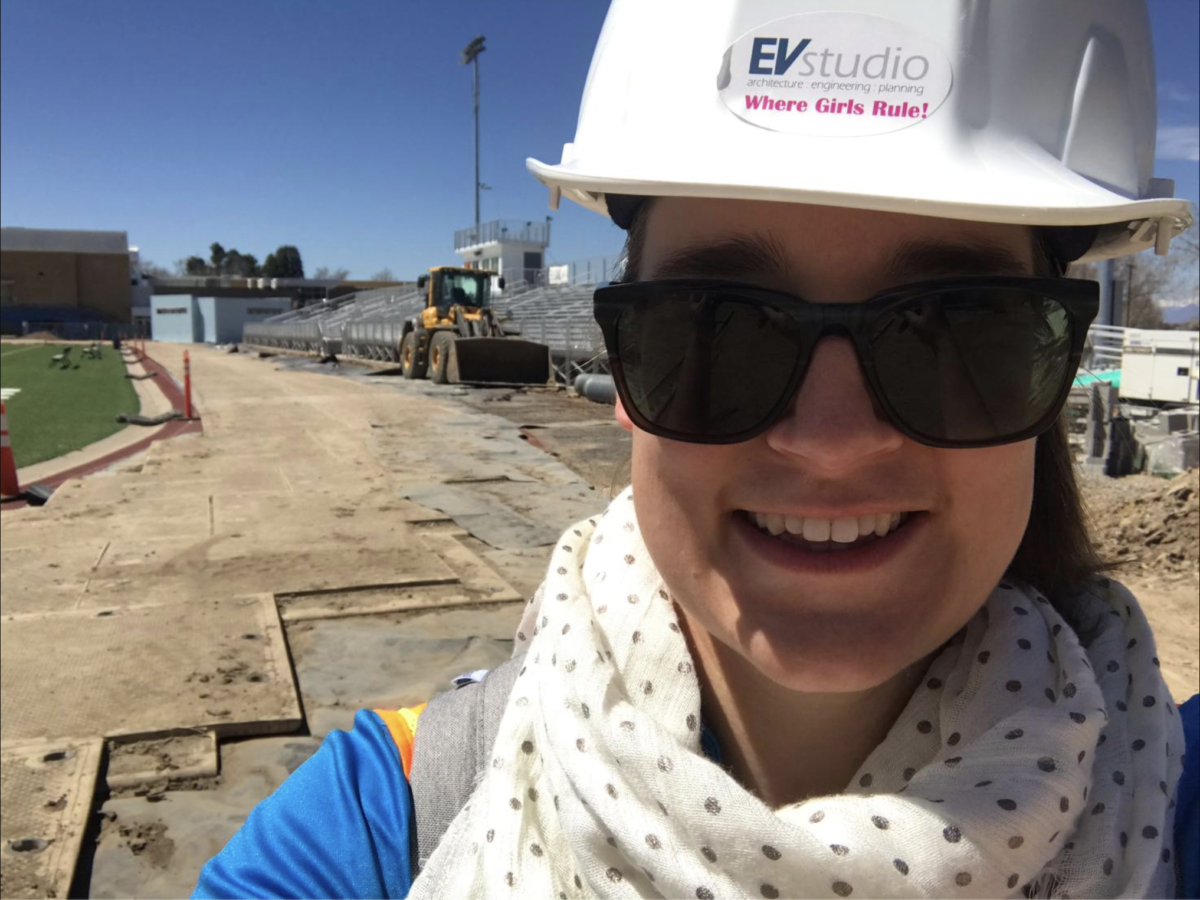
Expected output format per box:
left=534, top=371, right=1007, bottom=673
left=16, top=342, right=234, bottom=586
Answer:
left=373, top=704, right=426, bottom=780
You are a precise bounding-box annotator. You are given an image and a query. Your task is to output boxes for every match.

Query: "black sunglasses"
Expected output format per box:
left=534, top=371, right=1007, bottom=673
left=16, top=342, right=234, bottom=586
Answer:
left=594, top=276, right=1099, bottom=448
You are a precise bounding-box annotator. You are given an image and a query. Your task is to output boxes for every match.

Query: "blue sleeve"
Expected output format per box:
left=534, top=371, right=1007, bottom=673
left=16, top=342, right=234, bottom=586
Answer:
left=1178, top=695, right=1199, bottom=900
left=193, top=710, right=415, bottom=899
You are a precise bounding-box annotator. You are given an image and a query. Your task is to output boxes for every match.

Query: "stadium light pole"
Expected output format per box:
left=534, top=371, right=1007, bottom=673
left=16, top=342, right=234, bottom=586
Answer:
left=461, top=35, right=487, bottom=229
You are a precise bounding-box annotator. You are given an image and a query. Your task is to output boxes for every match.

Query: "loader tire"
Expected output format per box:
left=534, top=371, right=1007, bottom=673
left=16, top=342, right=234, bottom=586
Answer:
left=429, top=332, right=454, bottom=385
left=401, top=332, right=427, bottom=380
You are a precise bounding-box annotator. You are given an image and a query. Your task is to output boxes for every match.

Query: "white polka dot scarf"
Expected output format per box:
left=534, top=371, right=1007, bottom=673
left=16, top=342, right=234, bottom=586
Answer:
left=408, top=488, right=1185, bottom=899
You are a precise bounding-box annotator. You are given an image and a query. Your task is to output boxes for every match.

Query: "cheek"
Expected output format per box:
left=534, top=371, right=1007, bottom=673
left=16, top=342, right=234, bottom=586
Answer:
left=939, top=440, right=1036, bottom=580
left=629, top=434, right=733, bottom=573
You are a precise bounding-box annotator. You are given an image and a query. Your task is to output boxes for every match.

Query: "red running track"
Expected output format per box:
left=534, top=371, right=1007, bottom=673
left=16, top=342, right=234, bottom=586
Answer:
left=0, top=350, right=203, bottom=511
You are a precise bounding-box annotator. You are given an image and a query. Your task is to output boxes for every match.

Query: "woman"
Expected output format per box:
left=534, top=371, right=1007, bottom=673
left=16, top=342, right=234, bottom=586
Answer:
left=196, top=2, right=1198, bottom=897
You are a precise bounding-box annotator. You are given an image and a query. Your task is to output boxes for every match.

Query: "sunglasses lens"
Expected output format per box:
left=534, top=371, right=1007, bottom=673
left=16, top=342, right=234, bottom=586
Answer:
left=615, top=292, right=805, bottom=439
left=870, top=287, right=1073, bottom=443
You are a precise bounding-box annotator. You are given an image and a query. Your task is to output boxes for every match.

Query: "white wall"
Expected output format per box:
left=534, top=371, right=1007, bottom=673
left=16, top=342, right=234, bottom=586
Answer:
left=197, top=296, right=292, bottom=344
left=151, top=295, right=200, bottom=343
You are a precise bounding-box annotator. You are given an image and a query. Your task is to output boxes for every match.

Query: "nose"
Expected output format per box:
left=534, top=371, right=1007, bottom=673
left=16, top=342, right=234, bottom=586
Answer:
left=764, top=336, right=904, bottom=469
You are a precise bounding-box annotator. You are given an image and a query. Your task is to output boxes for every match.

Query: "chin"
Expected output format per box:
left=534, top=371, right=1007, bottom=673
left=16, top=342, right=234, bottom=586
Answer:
left=720, top=589, right=956, bottom=694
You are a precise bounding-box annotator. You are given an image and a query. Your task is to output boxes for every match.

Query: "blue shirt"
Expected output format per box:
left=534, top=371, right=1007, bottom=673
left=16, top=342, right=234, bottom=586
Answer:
left=196, top=696, right=1200, bottom=899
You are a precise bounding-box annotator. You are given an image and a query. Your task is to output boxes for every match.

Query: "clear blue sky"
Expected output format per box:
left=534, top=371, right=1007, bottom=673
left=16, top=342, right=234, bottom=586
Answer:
left=2, top=1, right=1197, bottom=280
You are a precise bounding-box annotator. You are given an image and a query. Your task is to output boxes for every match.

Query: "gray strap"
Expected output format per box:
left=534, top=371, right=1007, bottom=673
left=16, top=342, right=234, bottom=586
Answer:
left=410, top=655, right=523, bottom=872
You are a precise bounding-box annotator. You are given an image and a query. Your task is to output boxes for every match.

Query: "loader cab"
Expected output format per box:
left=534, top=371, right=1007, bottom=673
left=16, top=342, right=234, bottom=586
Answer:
left=418, top=268, right=504, bottom=320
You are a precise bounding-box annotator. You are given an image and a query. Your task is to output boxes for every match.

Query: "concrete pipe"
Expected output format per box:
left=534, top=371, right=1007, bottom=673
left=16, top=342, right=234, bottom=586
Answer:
left=578, top=374, right=616, bottom=405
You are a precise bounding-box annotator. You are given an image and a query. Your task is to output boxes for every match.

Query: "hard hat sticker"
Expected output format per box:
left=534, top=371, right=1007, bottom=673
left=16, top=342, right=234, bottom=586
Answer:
left=718, top=12, right=953, bottom=136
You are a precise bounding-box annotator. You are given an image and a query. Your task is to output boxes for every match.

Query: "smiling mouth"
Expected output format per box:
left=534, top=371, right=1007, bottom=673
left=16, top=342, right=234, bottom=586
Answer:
left=741, top=510, right=916, bottom=552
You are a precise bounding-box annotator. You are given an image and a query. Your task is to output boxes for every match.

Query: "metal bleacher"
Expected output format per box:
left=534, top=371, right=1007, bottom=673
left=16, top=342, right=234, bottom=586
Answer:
left=243, top=296, right=349, bottom=354
left=244, top=287, right=423, bottom=358
left=244, top=276, right=609, bottom=381
left=492, top=282, right=605, bottom=381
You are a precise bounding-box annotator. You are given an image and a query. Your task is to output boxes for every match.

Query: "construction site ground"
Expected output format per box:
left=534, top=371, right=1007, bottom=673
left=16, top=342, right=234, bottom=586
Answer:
left=0, top=344, right=1195, bottom=899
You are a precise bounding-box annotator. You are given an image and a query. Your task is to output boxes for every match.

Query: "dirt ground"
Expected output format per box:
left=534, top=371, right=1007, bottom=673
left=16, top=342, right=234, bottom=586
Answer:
left=457, top=385, right=632, bottom=495
left=1077, top=467, right=1199, bottom=700
left=3, top=346, right=605, bottom=898
left=1081, top=468, right=1199, bottom=587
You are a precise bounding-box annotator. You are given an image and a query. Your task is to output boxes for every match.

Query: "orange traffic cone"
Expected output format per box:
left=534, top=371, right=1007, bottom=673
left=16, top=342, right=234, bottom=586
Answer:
left=1, top=401, right=20, bottom=500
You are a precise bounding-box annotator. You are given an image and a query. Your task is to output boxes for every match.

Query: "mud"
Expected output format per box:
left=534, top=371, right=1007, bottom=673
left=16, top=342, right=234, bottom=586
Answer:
left=1083, top=468, right=1199, bottom=589
left=105, top=822, right=174, bottom=870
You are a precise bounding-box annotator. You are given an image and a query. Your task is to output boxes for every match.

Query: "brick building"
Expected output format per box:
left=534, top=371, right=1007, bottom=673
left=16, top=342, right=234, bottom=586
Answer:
left=0, top=227, right=133, bottom=330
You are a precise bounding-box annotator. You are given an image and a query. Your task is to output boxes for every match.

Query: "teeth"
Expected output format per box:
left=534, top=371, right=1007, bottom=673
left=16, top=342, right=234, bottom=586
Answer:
left=830, top=517, right=859, bottom=543
left=802, top=517, right=831, bottom=542
left=748, top=510, right=910, bottom=544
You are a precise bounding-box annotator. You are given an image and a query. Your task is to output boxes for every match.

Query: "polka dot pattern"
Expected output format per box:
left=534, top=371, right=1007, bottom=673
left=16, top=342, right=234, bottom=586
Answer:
left=406, top=491, right=1186, bottom=900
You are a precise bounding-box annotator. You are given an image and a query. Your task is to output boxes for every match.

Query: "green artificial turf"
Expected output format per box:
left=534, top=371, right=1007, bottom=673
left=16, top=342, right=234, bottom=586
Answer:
left=0, top=343, right=140, bottom=468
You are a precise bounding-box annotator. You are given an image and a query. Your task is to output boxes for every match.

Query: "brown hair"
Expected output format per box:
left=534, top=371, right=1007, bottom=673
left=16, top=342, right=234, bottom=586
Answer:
left=618, top=201, right=1106, bottom=609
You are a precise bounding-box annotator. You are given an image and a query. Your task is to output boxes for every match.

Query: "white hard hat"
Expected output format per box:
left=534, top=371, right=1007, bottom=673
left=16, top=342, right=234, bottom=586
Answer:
left=528, top=0, right=1194, bottom=261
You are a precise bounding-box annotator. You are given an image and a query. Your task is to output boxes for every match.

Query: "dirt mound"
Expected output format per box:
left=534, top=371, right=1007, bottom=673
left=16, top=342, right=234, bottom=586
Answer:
left=20, top=331, right=61, bottom=341
left=1083, top=468, right=1199, bottom=585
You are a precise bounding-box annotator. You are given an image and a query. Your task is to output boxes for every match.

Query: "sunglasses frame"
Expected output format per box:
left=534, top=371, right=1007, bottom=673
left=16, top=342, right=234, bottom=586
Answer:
left=594, top=276, right=1100, bottom=449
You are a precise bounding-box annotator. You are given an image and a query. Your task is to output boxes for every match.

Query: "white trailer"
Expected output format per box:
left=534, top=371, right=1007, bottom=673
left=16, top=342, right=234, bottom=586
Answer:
left=1120, top=329, right=1200, bottom=404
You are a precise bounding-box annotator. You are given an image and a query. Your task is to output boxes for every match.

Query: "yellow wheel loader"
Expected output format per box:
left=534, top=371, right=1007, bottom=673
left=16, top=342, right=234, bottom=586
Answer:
left=398, top=266, right=552, bottom=386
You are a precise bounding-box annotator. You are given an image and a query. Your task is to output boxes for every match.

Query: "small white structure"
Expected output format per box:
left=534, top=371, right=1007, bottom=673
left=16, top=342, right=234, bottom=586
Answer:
left=151, top=295, right=292, bottom=344
left=1121, top=329, right=1200, bottom=404
left=454, top=219, right=551, bottom=292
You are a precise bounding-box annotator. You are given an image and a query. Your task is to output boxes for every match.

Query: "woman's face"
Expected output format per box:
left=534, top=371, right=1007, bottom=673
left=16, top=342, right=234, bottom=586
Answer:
left=621, top=198, right=1038, bottom=693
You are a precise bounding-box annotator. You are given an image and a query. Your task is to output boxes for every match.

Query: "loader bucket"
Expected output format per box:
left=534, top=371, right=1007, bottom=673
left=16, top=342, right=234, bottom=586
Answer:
left=448, top=337, right=553, bottom=386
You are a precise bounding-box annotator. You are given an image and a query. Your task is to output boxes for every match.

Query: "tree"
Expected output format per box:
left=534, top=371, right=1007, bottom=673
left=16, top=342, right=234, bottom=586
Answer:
left=1122, top=256, right=1167, bottom=330
left=219, top=249, right=260, bottom=277
left=175, top=242, right=308, bottom=279
left=370, top=268, right=396, bottom=281
left=1068, top=223, right=1200, bottom=330
left=312, top=266, right=351, bottom=281
left=277, top=245, right=304, bottom=279
left=263, top=246, right=303, bottom=278
left=140, top=259, right=172, bottom=279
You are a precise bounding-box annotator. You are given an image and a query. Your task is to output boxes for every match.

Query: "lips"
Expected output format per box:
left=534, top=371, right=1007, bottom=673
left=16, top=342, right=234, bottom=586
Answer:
left=734, top=507, right=928, bottom=574
left=743, top=509, right=912, bottom=552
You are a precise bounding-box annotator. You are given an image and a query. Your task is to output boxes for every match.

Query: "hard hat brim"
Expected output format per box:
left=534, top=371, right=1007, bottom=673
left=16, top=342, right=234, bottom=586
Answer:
left=528, top=157, right=1194, bottom=262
